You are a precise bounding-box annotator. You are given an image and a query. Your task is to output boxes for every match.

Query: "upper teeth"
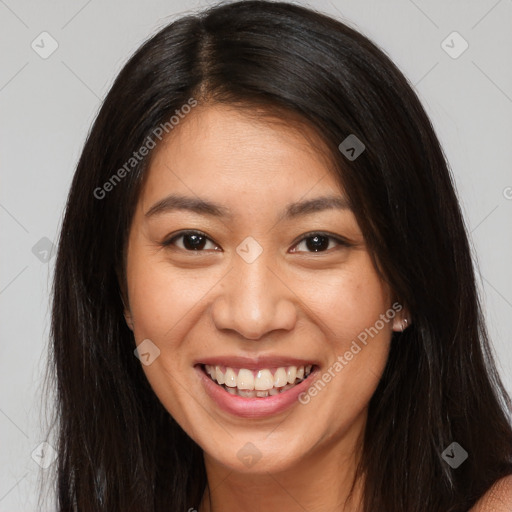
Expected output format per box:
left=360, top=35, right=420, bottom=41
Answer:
left=204, top=364, right=313, bottom=391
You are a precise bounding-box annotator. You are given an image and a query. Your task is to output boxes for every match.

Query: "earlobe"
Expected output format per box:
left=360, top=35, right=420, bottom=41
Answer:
left=120, top=289, right=134, bottom=331
left=124, top=309, right=134, bottom=331
left=392, top=308, right=411, bottom=332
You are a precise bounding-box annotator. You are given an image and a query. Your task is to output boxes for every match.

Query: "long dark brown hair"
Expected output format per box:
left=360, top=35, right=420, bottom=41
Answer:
left=43, top=1, right=512, bottom=510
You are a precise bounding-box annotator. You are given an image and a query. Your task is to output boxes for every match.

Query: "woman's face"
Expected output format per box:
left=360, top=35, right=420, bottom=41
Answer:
left=124, top=104, right=404, bottom=474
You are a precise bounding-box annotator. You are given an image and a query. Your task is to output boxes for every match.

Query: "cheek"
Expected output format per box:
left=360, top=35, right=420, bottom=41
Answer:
left=126, top=246, right=216, bottom=341
left=124, top=245, right=213, bottom=433
left=294, top=257, right=393, bottom=404
left=294, top=259, right=392, bottom=349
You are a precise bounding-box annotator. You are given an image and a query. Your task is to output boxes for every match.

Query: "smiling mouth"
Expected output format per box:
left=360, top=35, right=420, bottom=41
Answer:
left=200, top=363, right=316, bottom=398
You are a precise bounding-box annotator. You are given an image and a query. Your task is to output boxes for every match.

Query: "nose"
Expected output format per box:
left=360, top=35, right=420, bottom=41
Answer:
left=210, top=253, right=298, bottom=340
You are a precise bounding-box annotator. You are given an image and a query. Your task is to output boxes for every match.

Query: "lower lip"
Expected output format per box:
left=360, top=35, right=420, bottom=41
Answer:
left=195, top=365, right=317, bottom=419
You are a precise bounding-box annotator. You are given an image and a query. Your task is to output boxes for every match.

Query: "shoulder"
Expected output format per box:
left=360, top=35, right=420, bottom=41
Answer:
left=469, top=475, right=512, bottom=512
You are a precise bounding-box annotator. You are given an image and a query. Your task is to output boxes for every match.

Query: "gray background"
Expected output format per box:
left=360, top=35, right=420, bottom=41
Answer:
left=1, top=0, right=511, bottom=510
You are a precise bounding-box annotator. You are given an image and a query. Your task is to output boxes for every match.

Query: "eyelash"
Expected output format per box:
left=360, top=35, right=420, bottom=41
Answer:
left=161, top=230, right=351, bottom=253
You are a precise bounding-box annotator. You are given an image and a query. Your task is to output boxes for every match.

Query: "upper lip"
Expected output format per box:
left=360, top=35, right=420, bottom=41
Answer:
left=195, top=355, right=318, bottom=370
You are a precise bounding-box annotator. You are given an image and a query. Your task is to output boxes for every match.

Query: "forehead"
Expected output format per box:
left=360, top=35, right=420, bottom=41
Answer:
left=140, top=104, right=345, bottom=205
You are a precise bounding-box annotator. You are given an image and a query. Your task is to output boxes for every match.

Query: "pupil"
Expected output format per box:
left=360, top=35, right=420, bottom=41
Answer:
left=306, top=235, right=329, bottom=252
left=184, top=233, right=206, bottom=250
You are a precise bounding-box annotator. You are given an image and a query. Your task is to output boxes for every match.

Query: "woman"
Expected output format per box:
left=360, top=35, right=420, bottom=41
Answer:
left=46, top=1, right=512, bottom=510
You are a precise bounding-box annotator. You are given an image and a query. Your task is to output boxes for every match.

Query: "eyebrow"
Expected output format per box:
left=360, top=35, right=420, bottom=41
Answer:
left=144, top=193, right=352, bottom=220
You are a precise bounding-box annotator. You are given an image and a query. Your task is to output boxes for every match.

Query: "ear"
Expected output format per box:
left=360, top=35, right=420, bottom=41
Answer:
left=124, top=308, right=135, bottom=331
left=118, top=275, right=134, bottom=331
left=121, top=292, right=134, bottom=331
left=391, top=306, right=411, bottom=332
left=124, top=308, right=134, bottom=331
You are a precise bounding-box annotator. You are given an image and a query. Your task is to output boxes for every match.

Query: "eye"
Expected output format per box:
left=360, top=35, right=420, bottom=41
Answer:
left=290, top=232, right=350, bottom=253
left=161, top=230, right=350, bottom=253
left=161, top=230, right=220, bottom=251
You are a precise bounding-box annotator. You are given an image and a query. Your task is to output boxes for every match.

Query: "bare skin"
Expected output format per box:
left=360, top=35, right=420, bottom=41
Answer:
left=469, top=475, right=512, bottom=512
left=123, top=104, right=410, bottom=512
